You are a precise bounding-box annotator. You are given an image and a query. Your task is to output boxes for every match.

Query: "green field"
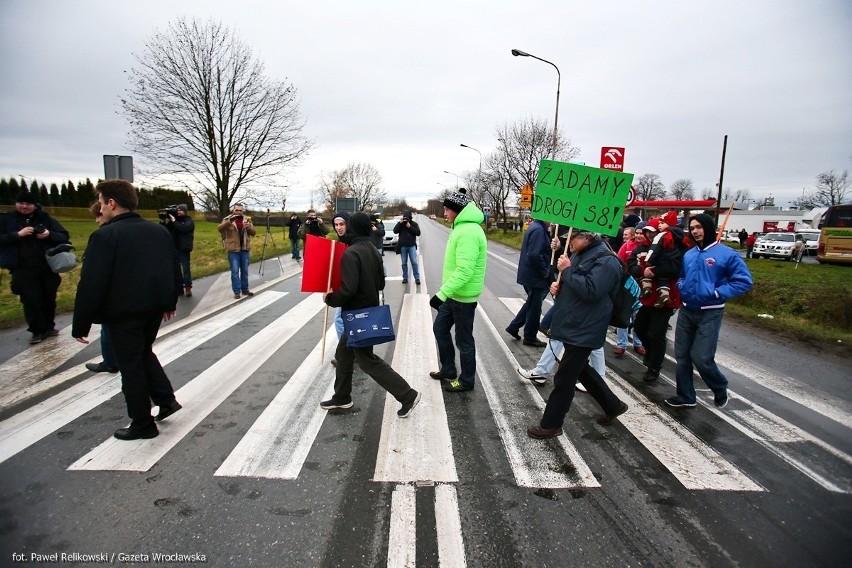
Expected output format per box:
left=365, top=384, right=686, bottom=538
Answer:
left=2, top=219, right=850, bottom=353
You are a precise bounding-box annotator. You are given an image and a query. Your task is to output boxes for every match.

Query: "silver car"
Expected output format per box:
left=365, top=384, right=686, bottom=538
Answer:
left=752, top=232, right=797, bottom=260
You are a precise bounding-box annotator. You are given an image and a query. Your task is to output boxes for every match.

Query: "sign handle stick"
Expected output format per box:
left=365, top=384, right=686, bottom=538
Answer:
left=716, top=203, right=735, bottom=243
left=554, top=227, right=573, bottom=286
left=549, top=223, right=560, bottom=266
left=321, top=240, right=337, bottom=362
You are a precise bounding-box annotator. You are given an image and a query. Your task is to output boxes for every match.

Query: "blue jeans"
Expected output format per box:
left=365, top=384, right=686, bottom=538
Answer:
left=100, top=324, right=118, bottom=369
left=178, top=251, right=192, bottom=287
left=400, top=246, right=419, bottom=281
left=228, top=250, right=251, bottom=293
left=674, top=308, right=727, bottom=403
left=615, top=309, right=643, bottom=349
left=335, top=307, right=344, bottom=340
left=290, top=237, right=301, bottom=259
left=433, top=299, right=477, bottom=385
left=507, top=286, right=549, bottom=341
left=534, top=341, right=605, bottom=377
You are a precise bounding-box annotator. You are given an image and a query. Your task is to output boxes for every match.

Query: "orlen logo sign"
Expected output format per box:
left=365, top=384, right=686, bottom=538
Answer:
left=600, top=147, right=625, bottom=171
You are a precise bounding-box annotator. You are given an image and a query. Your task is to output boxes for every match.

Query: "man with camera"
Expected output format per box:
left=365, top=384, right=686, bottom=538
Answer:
left=285, top=213, right=302, bottom=260
left=218, top=204, right=256, bottom=299
left=297, top=209, right=328, bottom=257
left=0, top=191, right=71, bottom=344
left=393, top=210, right=421, bottom=284
left=160, top=204, right=195, bottom=297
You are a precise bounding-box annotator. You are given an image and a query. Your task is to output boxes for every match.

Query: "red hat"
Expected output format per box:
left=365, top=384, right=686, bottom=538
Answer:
left=662, top=210, right=678, bottom=226
left=643, top=218, right=660, bottom=232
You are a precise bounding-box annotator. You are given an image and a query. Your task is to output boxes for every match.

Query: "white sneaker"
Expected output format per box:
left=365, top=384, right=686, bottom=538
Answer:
left=575, top=382, right=588, bottom=392
left=516, top=367, right=546, bottom=385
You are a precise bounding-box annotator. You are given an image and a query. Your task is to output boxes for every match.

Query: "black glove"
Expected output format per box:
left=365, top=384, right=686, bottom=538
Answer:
left=429, top=295, right=444, bottom=310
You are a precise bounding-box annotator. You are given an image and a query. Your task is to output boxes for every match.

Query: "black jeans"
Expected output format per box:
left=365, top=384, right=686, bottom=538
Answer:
left=10, top=265, right=60, bottom=334
left=333, top=336, right=416, bottom=404
left=633, top=305, right=675, bottom=372
left=540, top=343, right=622, bottom=429
left=109, top=312, right=178, bottom=428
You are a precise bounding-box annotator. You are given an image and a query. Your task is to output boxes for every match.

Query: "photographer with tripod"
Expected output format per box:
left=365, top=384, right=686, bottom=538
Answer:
left=218, top=203, right=256, bottom=300
left=159, top=204, right=195, bottom=297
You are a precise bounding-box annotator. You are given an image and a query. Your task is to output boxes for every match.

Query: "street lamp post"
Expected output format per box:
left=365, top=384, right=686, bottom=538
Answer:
left=443, top=170, right=460, bottom=189
left=511, top=49, right=560, bottom=158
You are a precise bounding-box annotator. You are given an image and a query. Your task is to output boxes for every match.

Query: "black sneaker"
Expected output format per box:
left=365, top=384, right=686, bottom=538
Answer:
left=415, top=280, right=421, bottom=285
left=397, top=391, right=422, bottom=418
left=597, top=401, right=629, bottom=425
left=29, top=333, right=45, bottom=344
left=320, top=397, right=353, bottom=410
left=114, top=423, right=159, bottom=440
left=714, top=392, right=729, bottom=409
left=429, top=370, right=457, bottom=380
left=45, top=329, right=60, bottom=337
left=505, top=327, right=521, bottom=340
left=665, top=396, right=697, bottom=408
left=155, top=401, right=182, bottom=421
left=401, top=279, right=408, bottom=284
left=643, top=369, right=660, bottom=382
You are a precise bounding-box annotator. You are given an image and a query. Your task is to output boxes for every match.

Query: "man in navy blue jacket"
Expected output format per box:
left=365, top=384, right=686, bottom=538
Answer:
left=506, top=218, right=551, bottom=347
left=667, top=214, right=753, bottom=409
left=72, top=179, right=182, bottom=441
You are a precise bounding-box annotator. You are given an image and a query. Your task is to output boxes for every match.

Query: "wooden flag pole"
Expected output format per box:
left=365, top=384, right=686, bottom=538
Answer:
left=716, top=203, right=735, bottom=243
left=321, top=240, right=337, bottom=362
left=554, top=227, right=573, bottom=285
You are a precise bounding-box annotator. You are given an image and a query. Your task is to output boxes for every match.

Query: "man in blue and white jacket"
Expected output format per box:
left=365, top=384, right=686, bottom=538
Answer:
left=667, top=213, right=753, bottom=409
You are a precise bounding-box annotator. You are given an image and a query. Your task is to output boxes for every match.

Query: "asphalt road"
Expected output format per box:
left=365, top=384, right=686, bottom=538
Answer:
left=0, top=215, right=849, bottom=567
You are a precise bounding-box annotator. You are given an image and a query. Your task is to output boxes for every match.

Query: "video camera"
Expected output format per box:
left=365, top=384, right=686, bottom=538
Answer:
left=158, top=205, right=180, bottom=220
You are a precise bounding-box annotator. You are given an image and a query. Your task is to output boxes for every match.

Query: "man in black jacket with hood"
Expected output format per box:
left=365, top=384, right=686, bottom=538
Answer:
left=72, top=179, right=182, bottom=441
left=0, top=191, right=71, bottom=344
left=322, top=212, right=421, bottom=418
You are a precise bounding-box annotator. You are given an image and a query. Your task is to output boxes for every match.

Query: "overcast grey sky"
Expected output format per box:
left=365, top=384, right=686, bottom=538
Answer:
left=1, top=0, right=850, bottom=211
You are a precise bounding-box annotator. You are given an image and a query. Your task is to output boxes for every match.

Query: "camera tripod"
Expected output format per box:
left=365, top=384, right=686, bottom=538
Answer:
left=258, top=208, right=285, bottom=276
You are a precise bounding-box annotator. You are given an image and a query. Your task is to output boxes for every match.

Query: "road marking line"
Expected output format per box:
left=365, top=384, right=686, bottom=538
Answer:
left=606, top=371, right=764, bottom=491
left=214, top=325, right=337, bottom=479
left=374, top=294, right=457, bottom=483
left=68, top=293, right=323, bottom=472
left=435, top=484, right=467, bottom=568
left=474, top=305, right=600, bottom=488
left=387, top=484, right=416, bottom=568
left=0, top=292, right=286, bottom=466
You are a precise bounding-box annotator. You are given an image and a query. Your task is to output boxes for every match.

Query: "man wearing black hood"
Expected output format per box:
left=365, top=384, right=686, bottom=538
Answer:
left=321, top=212, right=421, bottom=418
left=667, top=213, right=752, bottom=409
left=393, top=211, right=421, bottom=284
left=331, top=211, right=351, bottom=341
left=0, top=191, right=71, bottom=344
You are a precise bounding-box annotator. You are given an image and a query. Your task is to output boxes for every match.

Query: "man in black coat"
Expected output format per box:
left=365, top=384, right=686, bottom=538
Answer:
left=286, top=213, right=302, bottom=260
left=0, top=191, right=71, bottom=344
left=321, top=212, right=421, bottom=418
left=72, top=179, right=182, bottom=441
left=161, top=204, right=195, bottom=296
left=393, top=210, right=421, bottom=284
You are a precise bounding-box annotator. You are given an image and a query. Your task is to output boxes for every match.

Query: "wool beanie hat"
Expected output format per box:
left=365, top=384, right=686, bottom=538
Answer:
left=177, top=204, right=188, bottom=212
left=332, top=211, right=350, bottom=224
left=15, top=191, right=38, bottom=204
left=624, top=213, right=641, bottom=228
left=662, top=210, right=678, bottom=227
left=348, top=212, right=372, bottom=238
left=443, top=190, right=470, bottom=213
left=643, top=218, right=660, bottom=233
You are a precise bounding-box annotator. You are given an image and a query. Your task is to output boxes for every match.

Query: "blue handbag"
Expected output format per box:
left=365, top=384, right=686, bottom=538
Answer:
left=342, top=295, right=395, bottom=348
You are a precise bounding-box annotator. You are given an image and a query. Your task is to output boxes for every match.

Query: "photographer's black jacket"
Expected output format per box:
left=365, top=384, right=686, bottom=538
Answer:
left=0, top=206, right=70, bottom=270
left=162, top=215, right=195, bottom=252
left=72, top=212, right=180, bottom=338
left=393, top=219, right=420, bottom=247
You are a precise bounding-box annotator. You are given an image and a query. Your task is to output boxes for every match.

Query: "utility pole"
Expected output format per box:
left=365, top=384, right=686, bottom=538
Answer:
left=716, top=135, right=728, bottom=221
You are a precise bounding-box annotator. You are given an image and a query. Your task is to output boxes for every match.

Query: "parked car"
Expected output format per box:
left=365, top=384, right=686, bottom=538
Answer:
left=752, top=232, right=799, bottom=260
left=383, top=228, right=399, bottom=251
left=723, top=232, right=741, bottom=244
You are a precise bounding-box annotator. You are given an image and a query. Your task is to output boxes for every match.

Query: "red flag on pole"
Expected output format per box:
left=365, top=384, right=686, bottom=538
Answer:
left=301, top=235, right=347, bottom=292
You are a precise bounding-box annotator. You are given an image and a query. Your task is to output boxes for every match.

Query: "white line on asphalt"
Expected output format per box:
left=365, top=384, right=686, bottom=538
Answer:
left=387, top=484, right=416, bottom=568
left=474, top=305, right=600, bottom=488
left=0, top=292, right=286, bottom=466
left=214, top=325, right=337, bottom=479
left=605, top=371, right=764, bottom=491
left=435, top=484, right=467, bottom=568
left=68, top=293, right=324, bottom=472
left=374, top=294, right=458, bottom=483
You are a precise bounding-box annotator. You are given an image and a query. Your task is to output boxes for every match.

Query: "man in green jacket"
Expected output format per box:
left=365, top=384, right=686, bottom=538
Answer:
left=429, top=189, right=487, bottom=392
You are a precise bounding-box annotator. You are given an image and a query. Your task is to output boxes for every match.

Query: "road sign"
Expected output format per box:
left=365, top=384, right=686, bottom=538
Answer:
left=334, top=197, right=359, bottom=213
left=600, top=147, right=625, bottom=171
left=103, top=155, right=133, bottom=182
left=519, top=183, right=533, bottom=208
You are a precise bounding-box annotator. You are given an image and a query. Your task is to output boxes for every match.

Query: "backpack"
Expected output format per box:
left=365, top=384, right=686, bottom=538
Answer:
left=608, top=256, right=641, bottom=328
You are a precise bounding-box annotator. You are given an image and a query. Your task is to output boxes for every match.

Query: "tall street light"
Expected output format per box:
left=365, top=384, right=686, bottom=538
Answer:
left=511, top=48, right=560, bottom=158
left=443, top=170, right=460, bottom=188
left=460, top=143, right=483, bottom=196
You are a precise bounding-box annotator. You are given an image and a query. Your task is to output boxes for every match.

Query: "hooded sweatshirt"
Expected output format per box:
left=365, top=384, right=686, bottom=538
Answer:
left=436, top=202, right=487, bottom=303
left=677, top=213, right=753, bottom=310
left=325, top=212, right=384, bottom=310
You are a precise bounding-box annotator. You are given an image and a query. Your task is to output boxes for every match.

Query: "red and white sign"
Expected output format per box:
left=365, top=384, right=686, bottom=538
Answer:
left=600, top=147, right=625, bottom=171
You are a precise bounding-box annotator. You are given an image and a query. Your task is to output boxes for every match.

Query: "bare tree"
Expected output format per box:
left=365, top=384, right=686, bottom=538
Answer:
left=634, top=174, right=667, bottom=200
left=490, top=117, right=580, bottom=204
left=316, top=162, right=387, bottom=213
left=121, top=18, right=313, bottom=217
left=793, top=170, right=850, bottom=209
left=668, top=178, right=695, bottom=200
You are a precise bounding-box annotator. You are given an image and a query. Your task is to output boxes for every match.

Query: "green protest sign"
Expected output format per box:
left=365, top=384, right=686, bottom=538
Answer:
left=531, top=159, right=634, bottom=237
